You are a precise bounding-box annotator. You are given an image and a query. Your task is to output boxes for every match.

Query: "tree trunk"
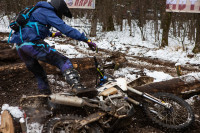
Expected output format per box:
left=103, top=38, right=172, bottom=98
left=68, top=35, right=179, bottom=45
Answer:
left=138, top=0, right=145, bottom=41
left=128, top=73, right=200, bottom=99
left=90, top=11, right=97, bottom=37
left=161, top=12, right=172, bottom=47
left=192, top=14, right=200, bottom=53
left=102, top=0, right=115, bottom=31
left=107, top=15, right=115, bottom=31
left=90, top=0, right=99, bottom=37
left=153, top=3, right=159, bottom=42
left=0, top=55, right=126, bottom=73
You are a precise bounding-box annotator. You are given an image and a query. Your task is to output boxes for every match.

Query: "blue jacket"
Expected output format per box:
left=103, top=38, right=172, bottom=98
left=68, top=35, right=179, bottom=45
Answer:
left=10, top=1, right=86, bottom=44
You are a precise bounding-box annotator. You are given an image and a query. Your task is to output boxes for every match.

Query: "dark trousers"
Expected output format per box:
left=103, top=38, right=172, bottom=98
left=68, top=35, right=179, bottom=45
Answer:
left=17, top=41, right=73, bottom=90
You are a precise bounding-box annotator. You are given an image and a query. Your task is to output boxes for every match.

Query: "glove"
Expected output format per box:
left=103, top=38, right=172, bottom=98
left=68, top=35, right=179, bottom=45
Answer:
left=52, top=32, right=63, bottom=37
left=85, top=38, right=98, bottom=52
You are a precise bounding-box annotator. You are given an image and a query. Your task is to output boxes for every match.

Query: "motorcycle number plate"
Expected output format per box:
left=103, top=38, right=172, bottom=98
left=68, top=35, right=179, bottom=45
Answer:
left=116, top=78, right=127, bottom=91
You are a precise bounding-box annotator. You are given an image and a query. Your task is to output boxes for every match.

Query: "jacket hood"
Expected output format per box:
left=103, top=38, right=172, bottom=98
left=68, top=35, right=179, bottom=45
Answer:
left=35, top=1, right=54, bottom=10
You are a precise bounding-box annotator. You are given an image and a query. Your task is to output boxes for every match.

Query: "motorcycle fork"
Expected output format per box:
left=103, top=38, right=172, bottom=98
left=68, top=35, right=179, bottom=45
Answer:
left=127, top=87, right=170, bottom=109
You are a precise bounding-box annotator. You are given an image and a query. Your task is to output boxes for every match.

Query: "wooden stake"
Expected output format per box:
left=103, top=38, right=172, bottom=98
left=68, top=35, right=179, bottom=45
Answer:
left=0, top=111, right=14, bottom=133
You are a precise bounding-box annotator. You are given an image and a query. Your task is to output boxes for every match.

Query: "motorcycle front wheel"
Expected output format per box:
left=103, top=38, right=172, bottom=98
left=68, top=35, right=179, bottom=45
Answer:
left=143, top=92, right=194, bottom=132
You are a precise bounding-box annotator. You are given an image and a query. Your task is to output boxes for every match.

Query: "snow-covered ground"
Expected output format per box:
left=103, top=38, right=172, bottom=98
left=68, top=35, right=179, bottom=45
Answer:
left=0, top=17, right=200, bottom=132
left=44, top=19, right=199, bottom=83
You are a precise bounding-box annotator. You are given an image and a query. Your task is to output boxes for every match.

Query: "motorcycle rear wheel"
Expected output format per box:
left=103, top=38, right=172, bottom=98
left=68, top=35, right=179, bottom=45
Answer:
left=143, top=92, right=194, bottom=132
left=42, top=114, right=104, bottom=133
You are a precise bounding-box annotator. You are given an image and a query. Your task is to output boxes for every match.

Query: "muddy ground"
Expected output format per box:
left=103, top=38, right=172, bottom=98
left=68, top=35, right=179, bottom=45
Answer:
left=1, top=36, right=200, bottom=132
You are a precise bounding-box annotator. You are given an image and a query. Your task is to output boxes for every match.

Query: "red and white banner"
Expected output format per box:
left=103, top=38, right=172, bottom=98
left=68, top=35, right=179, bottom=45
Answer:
left=65, top=0, right=95, bottom=9
left=166, top=0, right=200, bottom=13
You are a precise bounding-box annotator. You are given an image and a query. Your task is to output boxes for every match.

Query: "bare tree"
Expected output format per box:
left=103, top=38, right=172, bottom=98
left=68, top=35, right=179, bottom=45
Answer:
left=101, top=0, right=115, bottom=31
left=192, top=14, right=200, bottom=53
left=0, top=0, right=198, bottom=53
left=161, top=12, right=172, bottom=47
left=90, top=0, right=100, bottom=37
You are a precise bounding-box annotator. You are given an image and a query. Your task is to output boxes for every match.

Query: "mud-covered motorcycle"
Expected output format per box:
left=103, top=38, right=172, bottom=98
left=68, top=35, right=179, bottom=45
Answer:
left=40, top=57, right=194, bottom=133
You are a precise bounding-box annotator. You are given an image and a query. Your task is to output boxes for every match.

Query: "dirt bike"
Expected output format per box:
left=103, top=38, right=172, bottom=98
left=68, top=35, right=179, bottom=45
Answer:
left=39, top=57, right=194, bottom=133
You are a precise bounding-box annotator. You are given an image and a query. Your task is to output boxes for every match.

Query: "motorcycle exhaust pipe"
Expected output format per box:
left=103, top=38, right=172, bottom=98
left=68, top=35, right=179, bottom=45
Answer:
left=49, top=94, right=98, bottom=108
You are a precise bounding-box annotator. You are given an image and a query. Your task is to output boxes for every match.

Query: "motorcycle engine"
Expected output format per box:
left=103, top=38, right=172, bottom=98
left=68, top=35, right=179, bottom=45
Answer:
left=106, top=96, right=132, bottom=117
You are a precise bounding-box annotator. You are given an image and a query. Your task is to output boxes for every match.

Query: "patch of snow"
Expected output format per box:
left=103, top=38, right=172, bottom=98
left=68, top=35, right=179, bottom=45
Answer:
left=27, top=123, right=43, bottom=133
left=181, top=89, right=198, bottom=94
left=19, top=118, right=25, bottom=123
left=185, top=95, right=199, bottom=106
left=114, top=67, right=139, bottom=82
left=175, top=62, right=182, bottom=66
left=180, top=72, right=200, bottom=83
left=144, top=69, right=173, bottom=82
left=1, top=104, right=23, bottom=119
left=0, top=16, right=10, bottom=32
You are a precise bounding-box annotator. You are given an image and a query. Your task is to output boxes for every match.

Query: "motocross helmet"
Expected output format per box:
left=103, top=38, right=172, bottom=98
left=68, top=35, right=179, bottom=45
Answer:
left=49, top=0, right=72, bottom=19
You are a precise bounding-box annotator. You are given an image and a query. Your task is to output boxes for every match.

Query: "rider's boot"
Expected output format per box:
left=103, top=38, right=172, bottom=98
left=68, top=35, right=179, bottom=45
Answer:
left=39, top=88, right=52, bottom=95
left=63, top=68, right=97, bottom=97
left=38, top=78, right=52, bottom=95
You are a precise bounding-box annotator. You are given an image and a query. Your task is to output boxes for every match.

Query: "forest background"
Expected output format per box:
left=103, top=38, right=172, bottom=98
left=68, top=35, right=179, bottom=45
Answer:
left=0, top=0, right=200, bottom=53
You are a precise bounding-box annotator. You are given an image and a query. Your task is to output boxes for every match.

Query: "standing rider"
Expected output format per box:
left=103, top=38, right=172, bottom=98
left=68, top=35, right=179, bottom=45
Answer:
left=9, top=0, right=97, bottom=96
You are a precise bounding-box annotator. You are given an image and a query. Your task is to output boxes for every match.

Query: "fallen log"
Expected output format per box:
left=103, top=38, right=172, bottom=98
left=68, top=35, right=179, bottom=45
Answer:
left=128, top=73, right=200, bottom=99
left=0, top=53, right=126, bottom=73
left=0, top=58, right=97, bottom=73
left=0, top=49, right=18, bottom=61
